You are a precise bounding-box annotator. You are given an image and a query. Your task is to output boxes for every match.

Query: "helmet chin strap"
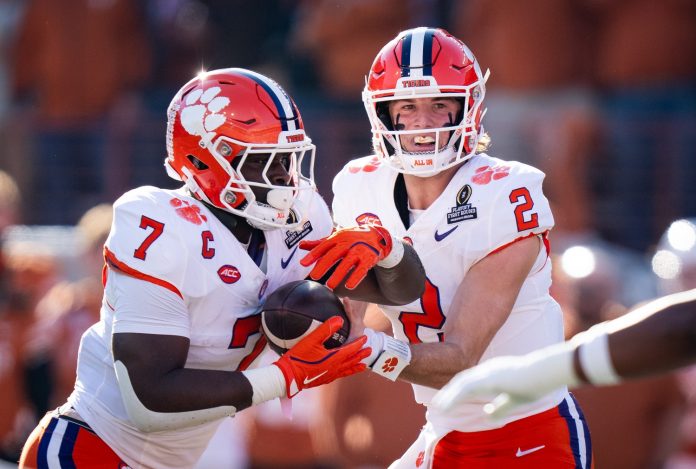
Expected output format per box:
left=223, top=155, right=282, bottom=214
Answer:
left=245, top=188, right=295, bottom=231
left=401, top=146, right=457, bottom=178
left=266, top=188, right=294, bottom=210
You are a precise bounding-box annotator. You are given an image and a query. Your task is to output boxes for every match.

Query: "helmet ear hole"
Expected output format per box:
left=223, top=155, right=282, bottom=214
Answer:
left=187, top=154, right=209, bottom=170
left=376, top=102, right=393, bottom=131
left=375, top=102, right=396, bottom=156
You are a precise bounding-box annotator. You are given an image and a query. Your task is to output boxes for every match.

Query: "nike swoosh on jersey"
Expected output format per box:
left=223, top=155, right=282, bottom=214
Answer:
left=303, top=370, right=328, bottom=385
left=434, top=225, right=459, bottom=242
left=281, top=247, right=298, bottom=269
left=516, top=445, right=546, bottom=457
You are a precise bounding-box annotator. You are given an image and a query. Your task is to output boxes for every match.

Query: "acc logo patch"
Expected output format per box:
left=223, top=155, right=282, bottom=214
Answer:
left=217, top=265, right=241, bottom=284
left=446, top=184, right=478, bottom=224
left=356, top=212, right=383, bottom=226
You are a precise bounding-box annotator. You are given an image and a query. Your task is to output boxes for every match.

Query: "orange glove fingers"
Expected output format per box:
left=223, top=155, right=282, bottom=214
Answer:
left=303, top=315, right=344, bottom=344
left=313, top=363, right=368, bottom=387
left=328, top=243, right=380, bottom=289
left=296, top=335, right=370, bottom=389
left=299, top=238, right=323, bottom=251
left=299, top=239, right=338, bottom=267
left=322, top=252, right=360, bottom=289
left=343, top=264, right=371, bottom=290
left=306, top=244, right=353, bottom=282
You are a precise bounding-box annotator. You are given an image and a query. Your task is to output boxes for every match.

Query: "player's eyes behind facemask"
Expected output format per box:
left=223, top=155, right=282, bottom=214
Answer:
left=233, top=152, right=294, bottom=183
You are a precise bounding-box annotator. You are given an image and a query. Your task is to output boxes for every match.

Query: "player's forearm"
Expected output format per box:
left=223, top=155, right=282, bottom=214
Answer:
left=372, top=242, right=426, bottom=304
left=113, top=332, right=259, bottom=413
left=113, top=360, right=290, bottom=433
left=400, top=341, right=475, bottom=388
left=605, top=289, right=696, bottom=379
left=124, top=365, right=256, bottom=413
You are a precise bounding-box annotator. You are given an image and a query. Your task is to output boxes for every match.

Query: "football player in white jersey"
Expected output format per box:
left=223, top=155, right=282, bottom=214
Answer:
left=307, top=28, right=594, bottom=468
left=433, top=288, right=696, bottom=417
left=19, top=68, right=425, bottom=469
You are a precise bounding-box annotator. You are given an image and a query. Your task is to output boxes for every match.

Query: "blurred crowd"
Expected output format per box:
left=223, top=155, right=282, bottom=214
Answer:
left=0, top=0, right=694, bottom=468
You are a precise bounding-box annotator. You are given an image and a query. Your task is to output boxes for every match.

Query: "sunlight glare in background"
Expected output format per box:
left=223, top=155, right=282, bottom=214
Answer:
left=561, top=246, right=596, bottom=279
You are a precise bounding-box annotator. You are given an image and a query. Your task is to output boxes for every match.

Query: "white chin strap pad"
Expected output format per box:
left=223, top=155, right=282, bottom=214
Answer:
left=245, top=202, right=289, bottom=230
left=266, top=188, right=294, bottom=210
left=113, top=360, right=236, bottom=433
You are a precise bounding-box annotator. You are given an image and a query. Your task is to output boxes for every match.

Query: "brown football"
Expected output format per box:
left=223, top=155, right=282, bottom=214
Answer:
left=261, top=280, right=351, bottom=355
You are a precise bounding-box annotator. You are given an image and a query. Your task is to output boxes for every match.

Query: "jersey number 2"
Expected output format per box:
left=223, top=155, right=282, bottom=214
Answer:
left=399, top=278, right=446, bottom=344
left=509, top=187, right=539, bottom=232
left=134, top=216, right=165, bottom=260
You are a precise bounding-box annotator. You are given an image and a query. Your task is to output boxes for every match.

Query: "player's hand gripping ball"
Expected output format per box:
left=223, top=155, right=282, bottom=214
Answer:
left=261, top=280, right=351, bottom=355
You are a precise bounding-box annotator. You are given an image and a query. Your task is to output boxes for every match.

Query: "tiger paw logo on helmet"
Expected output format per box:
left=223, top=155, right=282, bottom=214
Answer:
left=179, top=87, right=230, bottom=144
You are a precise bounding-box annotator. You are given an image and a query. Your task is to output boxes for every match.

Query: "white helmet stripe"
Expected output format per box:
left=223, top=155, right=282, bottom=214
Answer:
left=237, top=69, right=297, bottom=132
left=408, top=27, right=428, bottom=78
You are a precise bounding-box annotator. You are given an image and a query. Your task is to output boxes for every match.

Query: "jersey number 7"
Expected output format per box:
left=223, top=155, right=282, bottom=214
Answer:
left=134, top=216, right=165, bottom=260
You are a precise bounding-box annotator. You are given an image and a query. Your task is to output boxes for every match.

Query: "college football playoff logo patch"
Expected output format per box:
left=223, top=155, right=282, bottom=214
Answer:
left=446, top=184, right=478, bottom=224
left=284, top=210, right=313, bottom=248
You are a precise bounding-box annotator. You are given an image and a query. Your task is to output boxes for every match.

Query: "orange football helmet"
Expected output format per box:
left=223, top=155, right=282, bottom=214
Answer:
left=363, top=27, right=489, bottom=176
left=165, top=68, right=315, bottom=229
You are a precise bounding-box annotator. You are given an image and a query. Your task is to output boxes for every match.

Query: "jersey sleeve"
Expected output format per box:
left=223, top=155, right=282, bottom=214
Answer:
left=471, top=166, right=554, bottom=263
left=331, top=163, right=361, bottom=229
left=109, top=269, right=190, bottom=337
left=104, top=188, right=188, bottom=298
left=305, top=189, right=334, bottom=239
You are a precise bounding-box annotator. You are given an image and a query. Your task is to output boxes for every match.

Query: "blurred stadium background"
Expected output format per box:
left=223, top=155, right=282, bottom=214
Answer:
left=0, top=1, right=694, bottom=468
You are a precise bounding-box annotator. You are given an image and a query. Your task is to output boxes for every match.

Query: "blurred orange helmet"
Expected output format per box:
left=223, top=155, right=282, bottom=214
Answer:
left=363, top=27, right=489, bottom=176
left=165, top=68, right=315, bottom=229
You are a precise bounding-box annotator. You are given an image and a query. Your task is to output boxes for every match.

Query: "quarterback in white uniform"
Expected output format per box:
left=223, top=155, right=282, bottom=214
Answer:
left=328, top=28, right=593, bottom=468
left=19, top=69, right=425, bottom=469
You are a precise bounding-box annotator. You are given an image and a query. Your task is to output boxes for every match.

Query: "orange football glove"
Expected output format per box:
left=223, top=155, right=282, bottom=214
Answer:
left=299, top=225, right=394, bottom=290
left=274, top=316, right=369, bottom=398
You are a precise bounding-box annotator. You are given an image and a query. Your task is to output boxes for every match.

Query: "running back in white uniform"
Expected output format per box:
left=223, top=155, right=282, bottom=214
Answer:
left=67, top=185, right=332, bottom=468
left=333, top=153, right=568, bottom=432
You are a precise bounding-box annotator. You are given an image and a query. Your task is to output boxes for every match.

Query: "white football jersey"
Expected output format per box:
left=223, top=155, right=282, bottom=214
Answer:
left=333, top=153, right=567, bottom=431
left=67, top=185, right=332, bottom=468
